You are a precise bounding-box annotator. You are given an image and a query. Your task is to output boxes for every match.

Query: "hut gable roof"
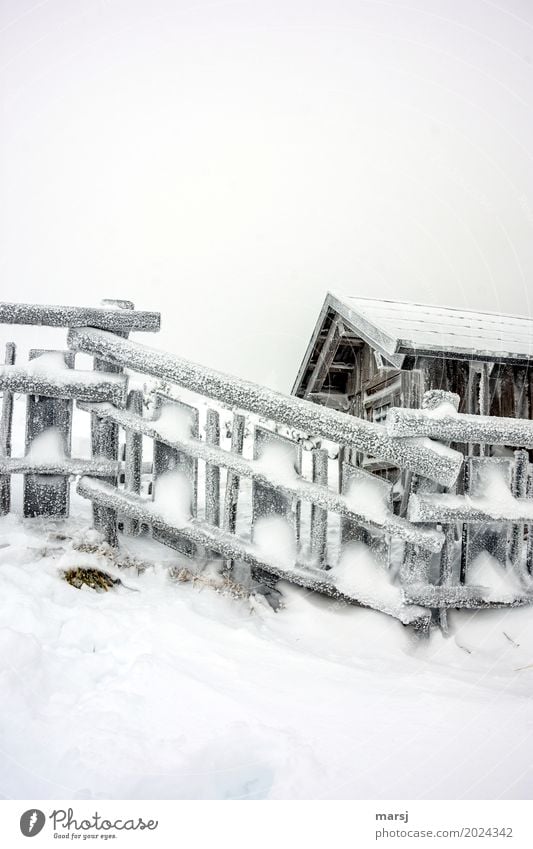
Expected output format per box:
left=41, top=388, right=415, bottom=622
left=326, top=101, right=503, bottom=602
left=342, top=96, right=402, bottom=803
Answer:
left=292, top=291, right=533, bottom=395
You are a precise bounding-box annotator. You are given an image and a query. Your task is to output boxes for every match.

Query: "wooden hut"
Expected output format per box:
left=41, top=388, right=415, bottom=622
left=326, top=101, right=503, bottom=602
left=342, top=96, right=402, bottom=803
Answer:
left=292, top=293, right=533, bottom=478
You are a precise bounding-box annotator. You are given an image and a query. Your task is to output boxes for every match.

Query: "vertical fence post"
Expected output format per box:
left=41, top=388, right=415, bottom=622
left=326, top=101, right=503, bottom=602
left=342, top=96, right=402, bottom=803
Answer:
left=24, top=350, right=75, bottom=518
left=509, top=449, right=528, bottom=575
left=205, top=409, right=220, bottom=527
left=310, top=447, right=328, bottom=566
left=0, top=342, right=16, bottom=515
left=90, top=299, right=134, bottom=543
left=222, top=413, right=246, bottom=535
left=123, top=388, right=143, bottom=535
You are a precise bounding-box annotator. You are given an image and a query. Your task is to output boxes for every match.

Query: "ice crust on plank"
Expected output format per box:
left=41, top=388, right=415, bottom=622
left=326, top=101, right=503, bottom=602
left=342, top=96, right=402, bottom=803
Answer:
left=0, top=301, right=160, bottom=332
left=68, top=327, right=463, bottom=486
left=387, top=402, right=533, bottom=448
left=408, top=492, right=533, bottom=524
left=76, top=476, right=430, bottom=626
left=0, top=363, right=127, bottom=405
left=79, top=401, right=444, bottom=552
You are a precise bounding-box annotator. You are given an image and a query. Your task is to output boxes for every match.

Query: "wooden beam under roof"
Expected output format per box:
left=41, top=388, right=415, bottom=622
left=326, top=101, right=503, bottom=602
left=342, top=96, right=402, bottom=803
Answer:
left=304, top=316, right=345, bottom=397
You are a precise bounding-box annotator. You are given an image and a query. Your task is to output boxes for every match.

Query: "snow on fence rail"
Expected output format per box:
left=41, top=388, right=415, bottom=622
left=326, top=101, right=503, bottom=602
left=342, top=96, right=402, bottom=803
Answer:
left=1, top=301, right=533, bottom=633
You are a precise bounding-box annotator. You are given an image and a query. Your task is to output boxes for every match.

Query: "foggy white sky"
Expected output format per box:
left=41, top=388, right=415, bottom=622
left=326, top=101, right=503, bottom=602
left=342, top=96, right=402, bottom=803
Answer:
left=1, top=0, right=533, bottom=390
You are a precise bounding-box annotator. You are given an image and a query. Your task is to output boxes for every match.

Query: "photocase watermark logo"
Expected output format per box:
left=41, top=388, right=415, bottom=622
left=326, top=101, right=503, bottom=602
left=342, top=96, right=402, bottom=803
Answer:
left=20, top=809, right=46, bottom=837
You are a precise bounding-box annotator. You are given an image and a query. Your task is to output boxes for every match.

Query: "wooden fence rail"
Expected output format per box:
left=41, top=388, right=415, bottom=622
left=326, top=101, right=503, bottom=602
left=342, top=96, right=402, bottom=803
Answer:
left=1, top=300, right=533, bottom=634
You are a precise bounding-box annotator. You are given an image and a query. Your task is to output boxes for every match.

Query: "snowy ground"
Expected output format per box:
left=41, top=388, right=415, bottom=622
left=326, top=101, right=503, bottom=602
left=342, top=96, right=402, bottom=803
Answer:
left=1, top=494, right=533, bottom=801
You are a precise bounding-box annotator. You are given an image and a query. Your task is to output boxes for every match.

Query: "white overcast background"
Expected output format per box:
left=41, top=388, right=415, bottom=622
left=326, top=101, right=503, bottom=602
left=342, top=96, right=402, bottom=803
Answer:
left=1, top=0, right=533, bottom=389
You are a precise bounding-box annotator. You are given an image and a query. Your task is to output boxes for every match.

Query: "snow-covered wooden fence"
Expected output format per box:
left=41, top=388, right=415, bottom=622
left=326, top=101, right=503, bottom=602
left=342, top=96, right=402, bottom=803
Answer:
left=1, top=301, right=533, bottom=633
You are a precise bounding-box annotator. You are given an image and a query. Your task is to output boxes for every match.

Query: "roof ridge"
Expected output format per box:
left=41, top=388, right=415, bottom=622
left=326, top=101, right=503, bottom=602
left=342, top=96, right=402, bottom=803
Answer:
left=330, top=290, right=533, bottom=324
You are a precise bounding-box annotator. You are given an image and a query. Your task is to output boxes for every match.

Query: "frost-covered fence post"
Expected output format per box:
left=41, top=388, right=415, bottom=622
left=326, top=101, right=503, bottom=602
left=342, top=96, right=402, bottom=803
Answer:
left=310, top=448, right=328, bottom=566
left=152, top=394, right=199, bottom=557
left=0, top=342, right=16, bottom=515
left=24, top=350, right=75, bottom=518
left=205, top=409, right=220, bottom=527
left=509, top=449, right=529, bottom=574
left=527, top=471, right=533, bottom=576
left=123, top=389, right=143, bottom=535
left=222, top=413, right=245, bottom=535
left=90, top=301, right=131, bottom=538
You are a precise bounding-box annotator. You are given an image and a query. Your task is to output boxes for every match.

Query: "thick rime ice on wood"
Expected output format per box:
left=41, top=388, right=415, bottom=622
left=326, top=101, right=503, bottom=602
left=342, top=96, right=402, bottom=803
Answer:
left=76, top=477, right=430, bottom=625
left=68, top=328, right=462, bottom=486
left=0, top=457, right=119, bottom=476
left=0, top=301, right=160, bottom=332
left=254, top=516, right=297, bottom=567
left=79, top=401, right=443, bottom=551
left=153, top=470, right=193, bottom=526
left=0, top=364, right=127, bottom=405
left=331, top=542, right=427, bottom=622
left=387, top=403, right=533, bottom=448
left=421, top=390, right=460, bottom=411
left=408, top=491, right=533, bottom=524
left=403, top=584, right=488, bottom=608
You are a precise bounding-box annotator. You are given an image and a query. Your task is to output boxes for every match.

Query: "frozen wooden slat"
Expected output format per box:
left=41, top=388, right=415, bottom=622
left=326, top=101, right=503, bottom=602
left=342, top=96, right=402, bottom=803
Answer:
left=0, top=457, right=119, bottom=476
left=79, top=401, right=444, bottom=552
left=222, top=413, right=246, bottom=535
left=67, top=327, right=463, bottom=486
left=23, top=350, right=75, bottom=518
left=509, top=449, right=529, bottom=574
left=404, top=583, right=533, bottom=608
left=0, top=301, right=160, bottom=332
left=0, top=342, right=16, bottom=515
left=205, top=409, right=220, bottom=527
left=409, top=492, right=533, bottom=524
left=0, top=364, right=127, bottom=404
left=76, top=476, right=431, bottom=628
left=123, top=389, right=143, bottom=535
left=310, top=448, right=328, bottom=566
left=387, top=404, right=533, bottom=448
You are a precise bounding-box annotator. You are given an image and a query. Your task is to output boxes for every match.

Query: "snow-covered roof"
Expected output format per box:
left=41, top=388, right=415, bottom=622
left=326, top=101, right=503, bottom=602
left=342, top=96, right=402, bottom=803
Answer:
left=292, top=292, right=533, bottom=396
left=333, top=292, right=533, bottom=363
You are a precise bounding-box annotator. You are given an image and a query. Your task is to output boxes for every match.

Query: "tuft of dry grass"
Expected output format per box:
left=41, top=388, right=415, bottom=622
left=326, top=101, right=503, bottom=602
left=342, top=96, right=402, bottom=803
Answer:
left=63, top=567, right=120, bottom=592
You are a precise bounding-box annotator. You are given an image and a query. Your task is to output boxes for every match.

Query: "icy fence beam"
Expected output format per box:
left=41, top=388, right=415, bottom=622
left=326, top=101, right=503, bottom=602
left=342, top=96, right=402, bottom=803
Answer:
left=408, top=493, right=533, bottom=524
left=0, top=302, right=160, bottom=333
left=0, top=365, right=127, bottom=406
left=403, top=584, right=533, bottom=608
left=0, top=342, right=16, bottom=515
left=387, top=405, right=533, bottom=448
left=0, top=457, right=119, bottom=476
left=79, top=401, right=444, bottom=553
left=76, top=476, right=431, bottom=628
left=69, top=328, right=463, bottom=487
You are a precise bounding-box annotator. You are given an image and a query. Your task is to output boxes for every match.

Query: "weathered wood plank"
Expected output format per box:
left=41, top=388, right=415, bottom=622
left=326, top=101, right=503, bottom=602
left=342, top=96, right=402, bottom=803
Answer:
left=0, top=342, right=16, bottom=515
left=123, top=389, right=143, bottom=535
left=205, top=409, right=220, bottom=527
left=0, top=302, right=160, bottom=332
left=0, top=363, right=127, bottom=404
left=310, top=448, right=328, bottom=566
left=222, top=413, right=246, bottom=535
